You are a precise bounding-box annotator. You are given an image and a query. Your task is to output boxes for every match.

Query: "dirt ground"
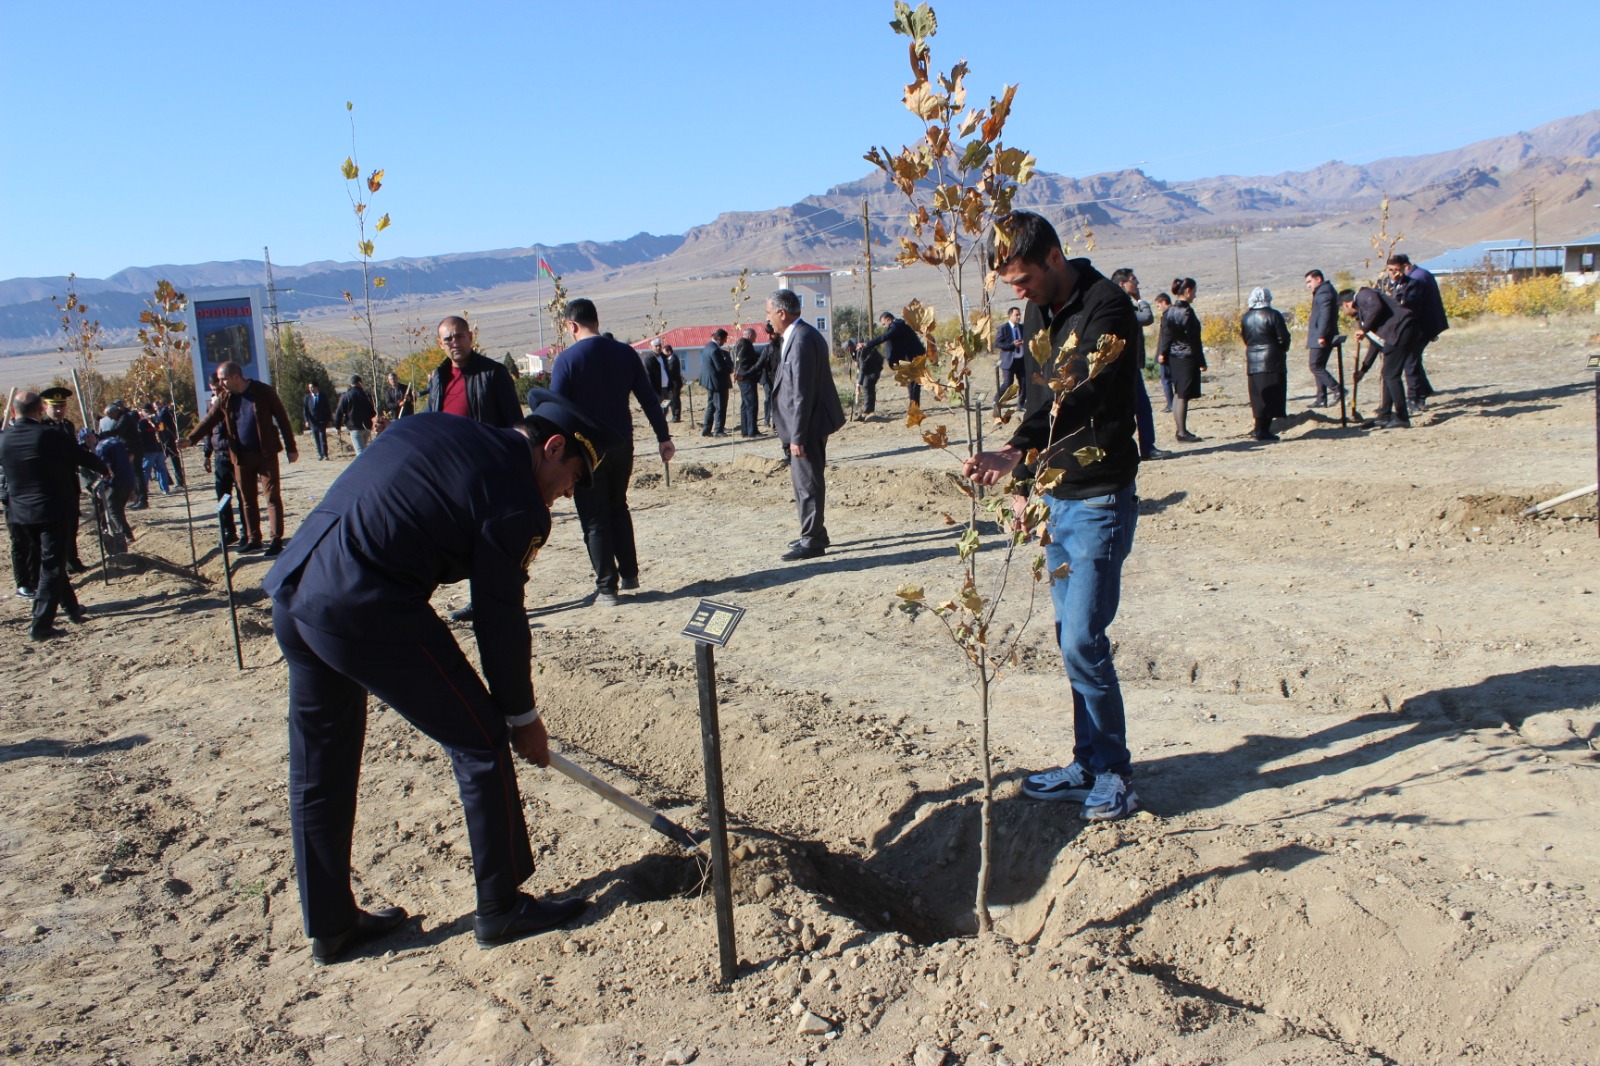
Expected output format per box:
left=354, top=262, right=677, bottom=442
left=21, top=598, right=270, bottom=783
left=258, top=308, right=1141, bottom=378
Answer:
left=2, top=314, right=1598, bottom=1066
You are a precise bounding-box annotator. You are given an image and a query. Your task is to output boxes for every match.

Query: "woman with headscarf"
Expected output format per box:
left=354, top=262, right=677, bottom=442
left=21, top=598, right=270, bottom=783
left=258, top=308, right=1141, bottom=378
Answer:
left=1156, top=278, right=1205, bottom=442
left=1239, top=286, right=1292, bottom=442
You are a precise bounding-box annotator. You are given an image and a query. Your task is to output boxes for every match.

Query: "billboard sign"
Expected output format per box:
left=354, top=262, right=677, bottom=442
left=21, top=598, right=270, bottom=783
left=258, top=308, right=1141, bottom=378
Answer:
left=185, top=287, right=271, bottom=390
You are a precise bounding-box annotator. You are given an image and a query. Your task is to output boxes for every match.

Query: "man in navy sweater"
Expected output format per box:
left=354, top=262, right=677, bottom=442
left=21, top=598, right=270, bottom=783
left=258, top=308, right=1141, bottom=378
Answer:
left=548, top=298, right=676, bottom=606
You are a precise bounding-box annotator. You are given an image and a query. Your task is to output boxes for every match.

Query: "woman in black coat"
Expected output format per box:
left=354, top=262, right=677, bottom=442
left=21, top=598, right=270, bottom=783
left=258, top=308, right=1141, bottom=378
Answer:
left=1239, top=286, right=1292, bottom=441
left=1157, top=277, right=1205, bottom=442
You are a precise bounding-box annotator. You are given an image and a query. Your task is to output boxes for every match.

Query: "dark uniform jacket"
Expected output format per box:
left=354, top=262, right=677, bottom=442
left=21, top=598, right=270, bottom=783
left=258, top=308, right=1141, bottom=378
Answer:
left=1007, top=258, right=1141, bottom=500
left=698, top=342, right=732, bottom=391
left=1240, top=307, right=1292, bottom=376
left=263, top=415, right=551, bottom=718
left=423, top=351, right=522, bottom=427
left=0, top=418, right=107, bottom=524
left=861, top=317, right=926, bottom=366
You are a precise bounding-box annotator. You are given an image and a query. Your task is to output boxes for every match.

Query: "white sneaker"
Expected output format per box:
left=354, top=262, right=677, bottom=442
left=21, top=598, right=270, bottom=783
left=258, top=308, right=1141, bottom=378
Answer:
left=1022, top=763, right=1094, bottom=802
left=1082, top=772, right=1139, bottom=821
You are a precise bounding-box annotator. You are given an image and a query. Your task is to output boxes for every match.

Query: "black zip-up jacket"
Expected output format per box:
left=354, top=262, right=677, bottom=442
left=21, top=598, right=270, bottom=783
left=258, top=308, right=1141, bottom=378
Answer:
left=1007, top=258, right=1141, bottom=499
left=1240, top=307, right=1291, bottom=375
left=424, top=351, right=523, bottom=427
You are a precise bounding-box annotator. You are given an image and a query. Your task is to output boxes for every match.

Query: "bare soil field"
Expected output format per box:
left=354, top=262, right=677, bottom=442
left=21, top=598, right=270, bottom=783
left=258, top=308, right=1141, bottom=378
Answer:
left=2, top=314, right=1598, bottom=1065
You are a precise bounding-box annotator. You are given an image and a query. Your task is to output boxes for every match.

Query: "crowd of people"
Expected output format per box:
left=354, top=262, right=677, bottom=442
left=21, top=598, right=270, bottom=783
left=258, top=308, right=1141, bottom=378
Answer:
left=1, top=225, right=1453, bottom=966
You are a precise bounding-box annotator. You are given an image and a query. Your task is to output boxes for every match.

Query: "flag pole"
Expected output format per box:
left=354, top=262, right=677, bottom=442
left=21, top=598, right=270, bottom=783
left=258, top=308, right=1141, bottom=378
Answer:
left=535, top=244, right=545, bottom=351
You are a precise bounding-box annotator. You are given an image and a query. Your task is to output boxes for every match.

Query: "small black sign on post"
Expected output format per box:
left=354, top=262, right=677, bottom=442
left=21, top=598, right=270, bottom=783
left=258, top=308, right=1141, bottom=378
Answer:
left=682, top=598, right=745, bottom=987
left=216, top=494, right=244, bottom=671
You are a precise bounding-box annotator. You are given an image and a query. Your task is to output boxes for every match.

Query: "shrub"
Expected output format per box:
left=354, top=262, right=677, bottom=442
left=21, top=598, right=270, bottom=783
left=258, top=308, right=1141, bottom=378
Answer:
left=1199, top=308, right=1240, bottom=357
left=1484, top=274, right=1591, bottom=318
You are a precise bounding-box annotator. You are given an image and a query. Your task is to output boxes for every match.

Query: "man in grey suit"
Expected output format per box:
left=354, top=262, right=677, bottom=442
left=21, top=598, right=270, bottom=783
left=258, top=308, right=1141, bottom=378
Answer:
left=1303, top=269, right=1343, bottom=407
left=766, top=289, right=845, bottom=561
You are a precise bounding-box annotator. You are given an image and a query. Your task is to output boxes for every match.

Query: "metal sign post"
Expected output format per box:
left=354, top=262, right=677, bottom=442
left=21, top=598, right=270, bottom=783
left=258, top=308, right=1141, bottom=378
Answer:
left=216, top=494, right=244, bottom=670
left=682, top=598, right=746, bottom=987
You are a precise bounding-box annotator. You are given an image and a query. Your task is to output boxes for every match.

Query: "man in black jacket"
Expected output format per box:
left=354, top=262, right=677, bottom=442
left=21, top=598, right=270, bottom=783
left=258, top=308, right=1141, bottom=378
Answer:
left=333, top=377, right=376, bottom=455
left=425, top=317, right=523, bottom=428
left=698, top=329, right=732, bottom=437
left=303, top=382, right=332, bottom=460
left=731, top=328, right=765, bottom=437
left=1388, top=254, right=1445, bottom=410
left=963, top=211, right=1142, bottom=822
left=383, top=372, right=415, bottom=421
left=860, top=310, right=927, bottom=408
left=1303, top=270, right=1343, bottom=406
left=1342, top=286, right=1418, bottom=429
left=0, top=391, right=108, bottom=640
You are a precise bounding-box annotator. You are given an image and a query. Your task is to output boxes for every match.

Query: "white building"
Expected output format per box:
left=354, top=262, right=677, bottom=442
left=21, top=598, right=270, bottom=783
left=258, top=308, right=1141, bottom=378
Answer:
left=773, top=264, right=834, bottom=337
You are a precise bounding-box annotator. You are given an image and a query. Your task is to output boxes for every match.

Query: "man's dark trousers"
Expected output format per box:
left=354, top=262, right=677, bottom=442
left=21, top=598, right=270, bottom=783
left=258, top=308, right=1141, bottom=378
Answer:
left=860, top=371, right=880, bottom=414
left=789, top=436, right=829, bottom=550
left=702, top=389, right=727, bottom=435
left=7, top=511, right=38, bottom=590
left=1407, top=344, right=1435, bottom=405
left=276, top=600, right=534, bottom=937
left=1377, top=336, right=1417, bottom=424
left=1308, top=346, right=1340, bottom=402
left=574, top=444, right=638, bottom=594
left=24, top=520, right=79, bottom=635
left=213, top=452, right=237, bottom=541
left=738, top=381, right=760, bottom=436
left=309, top=424, right=329, bottom=460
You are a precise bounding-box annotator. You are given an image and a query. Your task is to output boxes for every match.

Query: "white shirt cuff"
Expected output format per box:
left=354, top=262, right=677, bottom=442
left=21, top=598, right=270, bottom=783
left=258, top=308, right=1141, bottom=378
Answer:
left=506, top=708, right=541, bottom=728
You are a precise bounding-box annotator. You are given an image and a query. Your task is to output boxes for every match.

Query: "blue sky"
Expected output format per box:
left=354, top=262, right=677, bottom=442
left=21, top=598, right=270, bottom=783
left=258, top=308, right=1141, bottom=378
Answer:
left=2, top=0, right=1594, bottom=280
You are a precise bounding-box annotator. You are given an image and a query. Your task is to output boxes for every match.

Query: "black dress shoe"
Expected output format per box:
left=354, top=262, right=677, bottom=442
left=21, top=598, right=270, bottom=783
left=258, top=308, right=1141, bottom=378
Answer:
left=449, top=605, right=475, bottom=623
left=263, top=538, right=283, bottom=558
left=474, top=893, right=588, bottom=947
left=30, top=625, right=68, bottom=641
left=67, top=559, right=88, bottom=574
left=311, top=905, right=408, bottom=966
left=781, top=544, right=826, bottom=561
left=241, top=539, right=264, bottom=553
left=66, top=606, right=88, bottom=624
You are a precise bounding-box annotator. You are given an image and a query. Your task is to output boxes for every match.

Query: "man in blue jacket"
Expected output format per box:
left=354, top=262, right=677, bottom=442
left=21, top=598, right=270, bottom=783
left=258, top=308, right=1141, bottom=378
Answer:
left=549, top=298, right=675, bottom=606
left=698, top=329, right=732, bottom=437
left=1302, top=270, right=1344, bottom=407
left=860, top=310, right=927, bottom=408
left=264, top=395, right=611, bottom=964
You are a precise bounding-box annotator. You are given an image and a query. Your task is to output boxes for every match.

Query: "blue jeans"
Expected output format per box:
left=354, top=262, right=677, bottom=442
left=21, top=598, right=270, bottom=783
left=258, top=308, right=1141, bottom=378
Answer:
left=1043, top=483, right=1138, bottom=778
left=142, top=453, right=172, bottom=493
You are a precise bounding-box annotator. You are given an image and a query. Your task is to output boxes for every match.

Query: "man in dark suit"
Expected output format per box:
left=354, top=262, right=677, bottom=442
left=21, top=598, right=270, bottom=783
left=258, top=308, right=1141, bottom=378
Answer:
left=859, top=310, right=927, bottom=408
left=0, top=391, right=108, bottom=640
left=766, top=289, right=846, bottom=560
left=263, top=397, right=609, bottom=964
left=1303, top=269, right=1343, bottom=406
left=1342, top=286, right=1418, bottom=429
left=731, top=327, right=765, bottom=437
left=1388, top=254, right=1445, bottom=410
left=698, top=329, right=732, bottom=437
left=303, top=382, right=332, bottom=460
left=995, top=305, right=1027, bottom=404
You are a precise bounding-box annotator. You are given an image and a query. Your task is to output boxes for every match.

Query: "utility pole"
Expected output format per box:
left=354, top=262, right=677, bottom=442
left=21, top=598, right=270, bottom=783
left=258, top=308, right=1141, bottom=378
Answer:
left=1530, top=193, right=1539, bottom=278
left=861, top=199, right=875, bottom=326
left=263, top=245, right=284, bottom=383
left=1232, top=231, right=1242, bottom=314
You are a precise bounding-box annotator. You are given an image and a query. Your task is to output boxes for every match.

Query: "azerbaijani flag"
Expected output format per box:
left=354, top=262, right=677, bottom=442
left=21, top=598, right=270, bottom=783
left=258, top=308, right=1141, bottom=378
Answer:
left=537, top=256, right=555, bottom=279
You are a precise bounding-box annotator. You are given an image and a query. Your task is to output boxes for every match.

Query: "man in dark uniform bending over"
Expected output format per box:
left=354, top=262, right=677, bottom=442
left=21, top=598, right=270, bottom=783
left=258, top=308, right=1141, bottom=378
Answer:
left=263, top=391, right=613, bottom=964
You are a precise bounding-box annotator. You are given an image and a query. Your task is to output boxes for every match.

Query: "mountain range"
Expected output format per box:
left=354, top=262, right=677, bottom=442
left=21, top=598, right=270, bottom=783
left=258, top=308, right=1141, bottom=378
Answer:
left=3, top=109, right=1596, bottom=354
